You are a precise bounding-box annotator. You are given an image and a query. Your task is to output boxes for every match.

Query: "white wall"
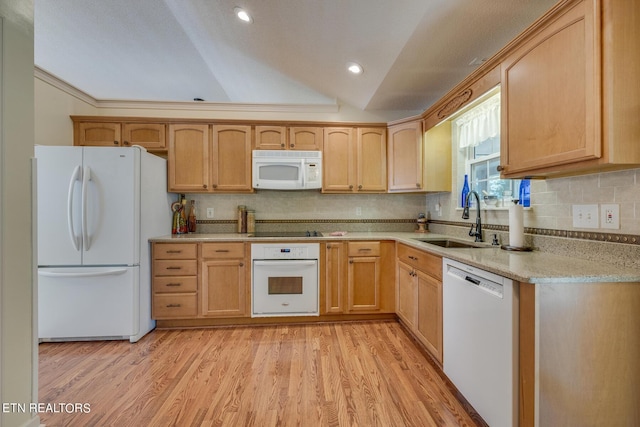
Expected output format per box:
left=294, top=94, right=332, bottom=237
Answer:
left=0, top=3, right=38, bottom=427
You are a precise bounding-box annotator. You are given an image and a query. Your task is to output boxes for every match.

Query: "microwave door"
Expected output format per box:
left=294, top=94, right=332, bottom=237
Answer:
left=255, top=159, right=304, bottom=190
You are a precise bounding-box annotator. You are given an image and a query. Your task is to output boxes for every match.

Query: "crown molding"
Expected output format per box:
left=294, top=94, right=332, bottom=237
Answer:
left=34, top=66, right=340, bottom=113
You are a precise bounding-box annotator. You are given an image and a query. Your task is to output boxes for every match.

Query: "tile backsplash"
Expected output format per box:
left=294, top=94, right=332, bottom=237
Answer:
left=426, top=168, right=640, bottom=236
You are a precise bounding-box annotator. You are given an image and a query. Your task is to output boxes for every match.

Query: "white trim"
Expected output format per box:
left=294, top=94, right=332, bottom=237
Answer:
left=34, top=66, right=341, bottom=114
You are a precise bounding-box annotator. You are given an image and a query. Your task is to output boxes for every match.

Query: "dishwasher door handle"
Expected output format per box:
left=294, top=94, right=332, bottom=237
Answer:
left=465, top=276, right=481, bottom=285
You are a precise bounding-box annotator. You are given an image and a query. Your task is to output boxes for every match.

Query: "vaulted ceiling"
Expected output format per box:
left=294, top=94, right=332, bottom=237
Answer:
left=35, top=0, right=557, bottom=118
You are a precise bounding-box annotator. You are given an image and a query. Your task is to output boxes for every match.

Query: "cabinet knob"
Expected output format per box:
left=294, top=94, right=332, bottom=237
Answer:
left=290, top=143, right=295, bottom=148
left=358, top=185, right=363, bottom=190
left=212, top=184, right=218, bottom=189
left=349, top=185, right=354, bottom=190
left=349, top=260, right=354, bottom=264
left=280, top=143, right=285, bottom=148
left=124, top=141, right=130, bottom=146
left=497, top=165, right=505, bottom=172
left=416, top=183, right=421, bottom=188
left=326, top=244, right=332, bottom=249
left=113, top=140, right=119, bottom=145
left=203, top=184, right=208, bottom=189
left=239, top=262, right=244, bottom=267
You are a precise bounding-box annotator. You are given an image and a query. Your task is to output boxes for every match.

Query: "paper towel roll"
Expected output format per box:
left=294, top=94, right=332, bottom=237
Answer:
left=509, top=203, right=524, bottom=247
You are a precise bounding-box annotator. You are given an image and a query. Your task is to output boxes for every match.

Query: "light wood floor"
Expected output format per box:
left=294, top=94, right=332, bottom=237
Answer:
left=39, top=321, right=482, bottom=426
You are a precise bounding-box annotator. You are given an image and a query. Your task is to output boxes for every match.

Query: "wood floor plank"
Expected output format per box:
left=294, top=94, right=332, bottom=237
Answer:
left=39, top=321, right=481, bottom=427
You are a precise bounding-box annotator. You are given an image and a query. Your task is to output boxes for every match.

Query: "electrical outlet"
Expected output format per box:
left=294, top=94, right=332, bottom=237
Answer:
left=206, top=208, right=214, bottom=219
left=572, top=204, right=599, bottom=229
left=355, top=207, right=362, bottom=216
left=600, top=204, right=620, bottom=229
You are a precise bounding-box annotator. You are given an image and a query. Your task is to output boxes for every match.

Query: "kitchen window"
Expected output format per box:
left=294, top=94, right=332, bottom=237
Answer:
left=455, top=90, right=518, bottom=206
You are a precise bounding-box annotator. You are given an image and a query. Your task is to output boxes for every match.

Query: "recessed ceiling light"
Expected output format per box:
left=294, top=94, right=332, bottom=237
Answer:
left=234, top=7, right=253, bottom=23
left=346, top=62, right=363, bottom=75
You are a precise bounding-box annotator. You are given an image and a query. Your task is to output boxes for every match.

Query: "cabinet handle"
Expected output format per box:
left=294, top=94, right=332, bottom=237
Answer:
left=358, top=185, right=363, bottom=190
left=213, top=184, right=218, bottom=189
left=203, top=184, right=208, bottom=189
left=239, top=262, right=244, bottom=267
left=358, top=248, right=372, bottom=252
left=349, top=260, right=354, bottom=264
left=416, top=183, right=421, bottom=188
left=166, top=283, right=181, bottom=287
left=166, top=250, right=182, bottom=254
left=215, top=249, right=230, bottom=252
left=166, top=266, right=182, bottom=270
left=408, top=255, right=418, bottom=261
left=124, top=141, right=130, bottom=146
left=113, top=141, right=119, bottom=145
left=290, top=143, right=295, bottom=148
left=326, top=244, right=332, bottom=249
left=497, top=165, right=505, bottom=172
left=349, top=185, right=354, bottom=190
left=280, top=143, right=285, bottom=148
left=166, top=304, right=182, bottom=308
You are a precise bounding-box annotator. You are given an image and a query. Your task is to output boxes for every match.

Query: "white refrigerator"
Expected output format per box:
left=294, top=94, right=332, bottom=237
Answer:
left=35, top=145, right=174, bottom=342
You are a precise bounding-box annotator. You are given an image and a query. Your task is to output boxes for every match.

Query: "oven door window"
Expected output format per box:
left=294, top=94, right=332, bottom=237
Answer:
left=268, top=277, right=303, bottom=295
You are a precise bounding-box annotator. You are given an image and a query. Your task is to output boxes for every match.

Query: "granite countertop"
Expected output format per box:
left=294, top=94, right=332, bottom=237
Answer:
left=150, top=232, right=640, bottom=284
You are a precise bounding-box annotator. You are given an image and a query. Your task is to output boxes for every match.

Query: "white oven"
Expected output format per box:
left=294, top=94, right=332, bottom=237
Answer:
left=251, top=243, right=319, bottom=317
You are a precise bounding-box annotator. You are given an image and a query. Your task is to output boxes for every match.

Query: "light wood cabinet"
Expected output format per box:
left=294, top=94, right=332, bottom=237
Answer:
left=387, top=120, right=424, bottom=192
left=122, top=123, right=166, bottom=150
left=322, top=242, right=346, bottom=314
left=396, top=261, right=417, bottom=328
left=347, top=242, right=381, bottom=313
left=152, top=243, right=198, bottom=319
left=255, top=126, right=287, bottom=150
left=500, top=0, right=640, bottom=177
left=167, top=124, right=210, bottom=192
left=200, top=242, right=248, bottom=318
left=289, top=127, right=323, bottom=150
left=73, top=119, right=167, bottom=151
left=211, top=125, right=253, bottom=192
left=323, top=127, right=387, bottom=193
left=396, top=243, right=443, bottom=363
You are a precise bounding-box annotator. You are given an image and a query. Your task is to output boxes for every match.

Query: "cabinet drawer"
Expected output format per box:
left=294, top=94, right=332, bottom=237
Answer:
left=397, top=244, right=442, bottom=280
left=154, top=243, right=198, bottom=259
left=153, top=276, right=197, bottom=293
left=202, top=242, right=245, bottom=259
left=348, top=241, right=381, bottom=257
left=153, top=294, right=197, bottom=318
left=153, top=259, right=198, bottom=276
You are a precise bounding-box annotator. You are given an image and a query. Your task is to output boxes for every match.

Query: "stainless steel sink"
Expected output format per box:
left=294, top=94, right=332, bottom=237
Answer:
left=412, top=238, right=489, bottom=249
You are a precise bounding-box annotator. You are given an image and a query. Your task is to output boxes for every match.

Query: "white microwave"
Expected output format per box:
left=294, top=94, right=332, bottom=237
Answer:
left=252, top=150, right=322, bottom=190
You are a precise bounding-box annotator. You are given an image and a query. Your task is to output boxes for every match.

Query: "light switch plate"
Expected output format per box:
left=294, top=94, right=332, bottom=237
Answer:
left=572, top=204, right=599, bottom=229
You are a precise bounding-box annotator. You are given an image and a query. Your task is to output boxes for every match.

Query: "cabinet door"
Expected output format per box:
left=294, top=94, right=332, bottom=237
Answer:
left=212, top=125, right=253, bottom=192
left=397, top=261, right=417, bottom=328
left=289, top=127, right=323, bottom=150
left=168, top=124, right=210, bottom=192
left=387, top=121, right=424, bottom=192
left=324, top=242, right=345, bottom=314
left=323, top=128, right=355, bottom=192
left=255, top=126, right=287, bottom=150
left=75, top=122, right=121, bottom=147
left=347, top=256, right=380, bottom=312
left=201, top=259, right=246, bottom=317
left=123, top=123, right=166, bottom=150
left=416, top=270, right=443, bottom=363
left=357, top=128, right=387, bottom=192
left=500, top=1, right=599, bottom=177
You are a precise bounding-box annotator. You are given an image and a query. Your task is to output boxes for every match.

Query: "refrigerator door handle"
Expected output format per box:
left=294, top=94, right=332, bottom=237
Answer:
left=81, top=166, right=92, bottom=251
left=38, top=268, right=128, bottom=278
left=67, top=165, right=82, bottom=251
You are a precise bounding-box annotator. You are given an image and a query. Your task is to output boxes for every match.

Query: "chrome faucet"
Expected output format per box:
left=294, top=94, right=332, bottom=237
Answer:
left=462, top=190, right=483, bottom=242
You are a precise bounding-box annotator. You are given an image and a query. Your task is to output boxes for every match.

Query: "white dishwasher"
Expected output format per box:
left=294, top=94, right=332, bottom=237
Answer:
left=442, top=258, right=518, bottom=427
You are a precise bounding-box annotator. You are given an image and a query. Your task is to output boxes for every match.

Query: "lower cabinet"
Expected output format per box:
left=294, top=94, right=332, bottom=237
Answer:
left=396, top=243, right=443, bottom=363
left=323, top=242, right=346, bottom=314
left=152, top=242, right=199, bottom=319
left=200, top=242, right=248, bottom=318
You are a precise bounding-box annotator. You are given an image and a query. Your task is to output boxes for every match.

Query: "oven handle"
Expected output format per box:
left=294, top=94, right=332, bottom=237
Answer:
left=253, top=260, right=317, bottom=267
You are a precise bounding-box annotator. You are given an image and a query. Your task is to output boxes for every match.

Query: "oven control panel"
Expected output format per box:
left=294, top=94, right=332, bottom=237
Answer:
left=251, top=243, right=320, bottom=260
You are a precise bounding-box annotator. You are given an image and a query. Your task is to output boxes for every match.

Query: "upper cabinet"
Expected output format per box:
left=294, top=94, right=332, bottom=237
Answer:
left=387, top=120, right=424, bottom=192
left=289, top=127, right=323, bottom=151
left=167, top=124, right=252, bottom=193
left=72, top=118, right=167, bottom=151
left=323, top=127, right=386, bottom=193
left=254, top=126, right=287, bottom=150
left=499, top=0, right=640, bottom=178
